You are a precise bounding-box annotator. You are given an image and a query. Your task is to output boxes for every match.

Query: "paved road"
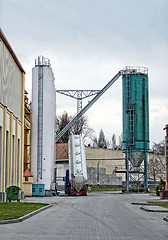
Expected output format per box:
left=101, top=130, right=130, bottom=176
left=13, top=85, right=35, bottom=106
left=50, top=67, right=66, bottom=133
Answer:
left=0, top=192, right=168, bottom=240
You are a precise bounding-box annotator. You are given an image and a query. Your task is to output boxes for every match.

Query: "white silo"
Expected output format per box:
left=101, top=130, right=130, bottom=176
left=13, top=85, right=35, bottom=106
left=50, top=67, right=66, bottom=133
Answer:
left=31, top=56, right=56, bottom=196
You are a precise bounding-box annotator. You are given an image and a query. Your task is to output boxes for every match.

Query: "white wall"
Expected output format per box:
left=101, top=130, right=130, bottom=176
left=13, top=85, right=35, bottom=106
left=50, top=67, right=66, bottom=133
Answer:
left=56, top=163, right=68, bottom=189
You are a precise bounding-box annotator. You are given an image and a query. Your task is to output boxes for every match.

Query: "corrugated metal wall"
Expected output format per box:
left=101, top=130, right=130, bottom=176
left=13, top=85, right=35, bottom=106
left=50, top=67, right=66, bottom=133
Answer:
left=0, top=39, right=22, bottom=120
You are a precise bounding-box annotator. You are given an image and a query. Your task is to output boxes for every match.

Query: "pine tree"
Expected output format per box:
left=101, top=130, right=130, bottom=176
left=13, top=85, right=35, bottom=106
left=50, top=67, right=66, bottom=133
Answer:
left=98, top=129, right=107, bottom=148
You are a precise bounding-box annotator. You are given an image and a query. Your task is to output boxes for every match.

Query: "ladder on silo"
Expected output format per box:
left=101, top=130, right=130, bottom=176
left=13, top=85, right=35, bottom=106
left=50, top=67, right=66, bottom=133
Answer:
left=125, top=72, right=135, bottom=146
left=37, top=57, right=43, bottom=181
left=129, top=109, right=135, bottom=145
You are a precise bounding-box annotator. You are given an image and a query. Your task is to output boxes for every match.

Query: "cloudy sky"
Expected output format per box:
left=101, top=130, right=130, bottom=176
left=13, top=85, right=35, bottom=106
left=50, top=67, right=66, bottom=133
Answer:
left=0, top=0, right=168, bottom=146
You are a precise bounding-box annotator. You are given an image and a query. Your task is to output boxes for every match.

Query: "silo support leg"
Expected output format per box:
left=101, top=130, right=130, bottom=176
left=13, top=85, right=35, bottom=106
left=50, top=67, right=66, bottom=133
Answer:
left=126, top=171, right=129, bottom=192
left=144, top=154, right=148, bottom=192
left=125, top=156, right=129, bottom=192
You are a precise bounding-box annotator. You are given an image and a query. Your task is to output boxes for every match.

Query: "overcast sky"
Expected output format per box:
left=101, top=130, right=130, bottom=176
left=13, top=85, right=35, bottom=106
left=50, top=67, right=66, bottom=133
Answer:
left=0, top=0, right=168, bottom=145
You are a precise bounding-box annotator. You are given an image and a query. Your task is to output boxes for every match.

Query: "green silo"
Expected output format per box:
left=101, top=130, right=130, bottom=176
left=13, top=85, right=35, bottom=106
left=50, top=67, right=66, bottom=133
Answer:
left=122, top=66, right=149, bottom=191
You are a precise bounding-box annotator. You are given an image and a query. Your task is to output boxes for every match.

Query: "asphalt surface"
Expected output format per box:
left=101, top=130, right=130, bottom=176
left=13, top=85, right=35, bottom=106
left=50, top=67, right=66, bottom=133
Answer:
left=0, top=192, right=168, bottom=240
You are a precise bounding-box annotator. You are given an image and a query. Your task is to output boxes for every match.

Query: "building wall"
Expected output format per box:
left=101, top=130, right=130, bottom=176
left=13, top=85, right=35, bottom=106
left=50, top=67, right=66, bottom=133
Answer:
left=0, top=37, right=22, bottom=120
left=0, top=99, right=23, bottom=191
left=31, top=57, right=56, bottom=190
left=55, top=143, right=69, bottom=189
left=86, top=147, right=125, bottom=174
left=0, top=29, right=25, bottom=200
left=86, top=147, right=125, bottom=185
left=56, top=144, right=166, bottom=187
left=56, top=162, right=68, bottom=189
left=55, top=145, right=125, bottom=187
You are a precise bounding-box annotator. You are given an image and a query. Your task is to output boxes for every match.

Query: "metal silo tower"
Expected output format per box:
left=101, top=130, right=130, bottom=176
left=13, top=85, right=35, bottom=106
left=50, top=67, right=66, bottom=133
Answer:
left=122, top=66, right=149, bottom=192
left=31, top=56, right=56, bottom=195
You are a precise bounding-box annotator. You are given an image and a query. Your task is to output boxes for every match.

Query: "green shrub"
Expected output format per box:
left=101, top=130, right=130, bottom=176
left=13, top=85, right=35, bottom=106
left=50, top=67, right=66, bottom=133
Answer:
left=156, top=178, right=166, bottom=196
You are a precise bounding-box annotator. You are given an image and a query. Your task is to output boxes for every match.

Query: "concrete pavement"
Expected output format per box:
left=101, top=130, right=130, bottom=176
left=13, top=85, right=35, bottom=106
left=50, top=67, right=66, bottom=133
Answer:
left=0, top=192, right=168, bottom=240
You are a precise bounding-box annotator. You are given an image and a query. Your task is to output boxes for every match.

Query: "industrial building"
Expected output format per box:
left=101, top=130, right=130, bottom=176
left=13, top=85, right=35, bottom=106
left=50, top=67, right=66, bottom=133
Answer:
left=0, top=28, right=25, bottom=201
left=31, top=56, right=56, bottom=195
left=56, top=143, right=124, bottom=189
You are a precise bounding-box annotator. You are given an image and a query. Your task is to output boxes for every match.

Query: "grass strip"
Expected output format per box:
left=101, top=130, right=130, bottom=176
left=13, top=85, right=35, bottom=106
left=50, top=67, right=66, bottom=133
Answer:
left=89, top=185, right=122, bottom=192
left=0, top=202, right=47, bottom=220
left=148, top=202, right=168, bottom=209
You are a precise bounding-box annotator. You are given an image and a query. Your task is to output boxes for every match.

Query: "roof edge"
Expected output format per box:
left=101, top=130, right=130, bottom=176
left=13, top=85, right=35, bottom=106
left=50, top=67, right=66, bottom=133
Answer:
left=0, top=28, right=25, bottom=74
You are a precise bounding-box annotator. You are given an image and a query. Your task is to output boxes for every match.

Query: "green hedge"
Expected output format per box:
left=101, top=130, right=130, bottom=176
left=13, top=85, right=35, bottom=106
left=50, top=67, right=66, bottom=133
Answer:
left=89, top=185, right=122, bottom=192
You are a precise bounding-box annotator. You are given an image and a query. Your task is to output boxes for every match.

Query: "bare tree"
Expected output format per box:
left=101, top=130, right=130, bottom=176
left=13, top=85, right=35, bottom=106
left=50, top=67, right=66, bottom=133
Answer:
left=56, top=111, right=94, bottom=143
left=70, top=115, right=94, bottom=138
left=148, top=155, right=165, bottom=184
left=151, top=141, right=165, bottom=155
left=56, top=111, right=71, bottom=143
left=148, top=141, right=166, bottom=184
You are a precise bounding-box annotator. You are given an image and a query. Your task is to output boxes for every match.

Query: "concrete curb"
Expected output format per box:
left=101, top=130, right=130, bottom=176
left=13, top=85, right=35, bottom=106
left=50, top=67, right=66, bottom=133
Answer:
left=132, top=202, right=150, bottom=205
left=163, top=216, right=168, bottom=222
left=132, top=202, right=168, bottom=223
left=140, top=206, right=168, bottom=223
left=140, top=206, right=168, bottom=213
left=0, top=204, right=53, bottom=225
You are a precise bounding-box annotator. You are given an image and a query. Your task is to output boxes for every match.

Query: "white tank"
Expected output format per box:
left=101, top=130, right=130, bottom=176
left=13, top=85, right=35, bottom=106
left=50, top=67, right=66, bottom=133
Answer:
left=31, top=56, right=56, bottom=191
left=68, top=135, right=87, bottom=192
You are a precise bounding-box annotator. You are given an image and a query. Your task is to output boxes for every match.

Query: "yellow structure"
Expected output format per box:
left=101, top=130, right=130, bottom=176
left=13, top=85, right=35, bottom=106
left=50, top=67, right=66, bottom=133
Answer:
left=24, top=91, right=31, bottom=173
left=0, top=28, right=25, bottom=201
left=22, top=91, right=33, bottom=196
